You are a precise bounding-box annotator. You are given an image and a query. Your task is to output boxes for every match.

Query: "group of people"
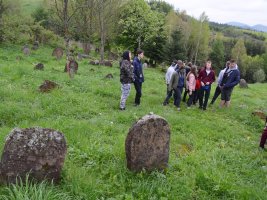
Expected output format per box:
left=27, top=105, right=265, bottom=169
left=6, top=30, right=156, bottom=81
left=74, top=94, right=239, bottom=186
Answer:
left=119, top=50, right=267, bottom=150
left=119, top=50, right=241, bottom=111
left=163, top=59, right=240, bottom=111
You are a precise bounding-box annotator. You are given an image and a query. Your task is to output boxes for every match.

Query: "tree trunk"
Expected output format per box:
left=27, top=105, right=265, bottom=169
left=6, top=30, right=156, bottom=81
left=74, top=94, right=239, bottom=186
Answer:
left=63, top=0, right=70, bottom=57
left=194, top=21, right=203, bottom=65
left=99, top=1, right=105, bottom=62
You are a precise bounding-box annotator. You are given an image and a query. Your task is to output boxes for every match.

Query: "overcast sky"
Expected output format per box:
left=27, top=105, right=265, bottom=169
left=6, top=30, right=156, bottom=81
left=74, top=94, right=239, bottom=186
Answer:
left=164, top=0, right=267, bottom=26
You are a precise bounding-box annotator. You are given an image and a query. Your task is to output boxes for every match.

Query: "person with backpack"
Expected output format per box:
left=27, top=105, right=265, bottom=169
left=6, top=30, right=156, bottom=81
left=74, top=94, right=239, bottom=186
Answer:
left=119, top=50, right=134, bottom=110
left=133, top=49, right=144, bottom=106
left=198, top=60, right=216, bottom=110
left=162, top=60, right=177, bottom=106
left=186, top=65, right=197, bottom=108
left=174, top=60, right=186, bottom=111
left=210, top=61, right=230, bottom=105
left=259, top=117, right=267, bottom=150
left=219, top=59, right=240, bottom=108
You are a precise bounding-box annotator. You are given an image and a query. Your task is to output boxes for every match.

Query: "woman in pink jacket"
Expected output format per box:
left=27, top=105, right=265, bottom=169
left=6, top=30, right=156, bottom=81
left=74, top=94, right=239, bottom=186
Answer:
left=186, top=65, right=197, bottom=108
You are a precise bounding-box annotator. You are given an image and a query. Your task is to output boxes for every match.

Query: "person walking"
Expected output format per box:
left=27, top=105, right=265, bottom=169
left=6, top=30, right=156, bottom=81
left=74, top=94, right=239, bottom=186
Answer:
left=119, top=50, right=134, bottom=110
left=163, top=60, right=177, bottom=105
left=219, top=59, right=240, bottom=108
left=198, top=60, right=216, bottom=110
left=167, top=68, right=180, bottom=111
left=174, top=60, right=186, bottom=111
left=133, top=49, right=144, bottom=106
left=210, top=61, right=230, bottom=105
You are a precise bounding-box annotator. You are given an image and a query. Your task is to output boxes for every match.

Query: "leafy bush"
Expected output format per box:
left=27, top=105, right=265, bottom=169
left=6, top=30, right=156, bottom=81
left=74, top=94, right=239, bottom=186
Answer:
left=253, top=68, right=266, bottom=83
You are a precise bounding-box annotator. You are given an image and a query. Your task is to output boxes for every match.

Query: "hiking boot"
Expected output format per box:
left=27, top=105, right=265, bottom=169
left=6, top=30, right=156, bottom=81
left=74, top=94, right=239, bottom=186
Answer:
left=177, top=107, right=181, bottom=112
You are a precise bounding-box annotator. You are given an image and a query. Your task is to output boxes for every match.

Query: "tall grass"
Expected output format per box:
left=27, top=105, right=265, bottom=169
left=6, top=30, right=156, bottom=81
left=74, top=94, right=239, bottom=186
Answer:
left=0, top=45, right=266, bottom=199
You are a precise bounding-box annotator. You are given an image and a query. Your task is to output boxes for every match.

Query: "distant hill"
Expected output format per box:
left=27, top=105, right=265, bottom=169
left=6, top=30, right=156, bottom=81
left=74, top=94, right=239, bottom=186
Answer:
left=227, top=22, right=267, bottom=32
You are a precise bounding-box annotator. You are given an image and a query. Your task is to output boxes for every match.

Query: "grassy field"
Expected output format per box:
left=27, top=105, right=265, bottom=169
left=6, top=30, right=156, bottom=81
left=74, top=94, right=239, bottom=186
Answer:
left=0, top=45, right=266, bottom=199
left=20, top=0, right=43, bottom=15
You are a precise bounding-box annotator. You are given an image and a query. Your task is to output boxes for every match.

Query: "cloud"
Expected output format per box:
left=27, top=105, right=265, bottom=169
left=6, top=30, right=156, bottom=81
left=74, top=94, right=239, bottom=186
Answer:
left=164, top=0, right=267, bottom=26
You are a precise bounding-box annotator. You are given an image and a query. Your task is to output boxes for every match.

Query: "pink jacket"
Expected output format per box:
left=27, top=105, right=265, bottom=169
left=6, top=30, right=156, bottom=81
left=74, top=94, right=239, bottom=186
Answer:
left=186, top=73, right=196, bottom=92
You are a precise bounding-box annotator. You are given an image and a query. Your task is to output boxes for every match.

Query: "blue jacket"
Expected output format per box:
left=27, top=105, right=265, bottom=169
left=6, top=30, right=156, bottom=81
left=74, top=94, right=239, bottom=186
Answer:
left=221, top=68, right=240, bottom=89
left=133, top=57, right=144, bottom=83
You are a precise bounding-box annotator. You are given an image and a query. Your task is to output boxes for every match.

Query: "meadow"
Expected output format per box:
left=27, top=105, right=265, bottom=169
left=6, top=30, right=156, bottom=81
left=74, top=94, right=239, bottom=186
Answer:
left=0, top=45, right=266, bottom=199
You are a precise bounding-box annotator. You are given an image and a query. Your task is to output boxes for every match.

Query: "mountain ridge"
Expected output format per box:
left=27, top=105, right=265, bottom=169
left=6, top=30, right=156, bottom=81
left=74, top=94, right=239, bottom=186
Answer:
left=227, top=21, right=267, bottom=32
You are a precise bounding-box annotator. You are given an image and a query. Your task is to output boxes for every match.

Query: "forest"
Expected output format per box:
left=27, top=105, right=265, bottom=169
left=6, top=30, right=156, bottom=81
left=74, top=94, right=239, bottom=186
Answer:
left=0, top=0, right=267, bottom=83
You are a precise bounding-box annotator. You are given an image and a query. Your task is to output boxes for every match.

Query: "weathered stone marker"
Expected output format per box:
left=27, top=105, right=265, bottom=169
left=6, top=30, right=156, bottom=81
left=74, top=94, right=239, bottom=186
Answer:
left=39, top=80, right=59, bottom=93
left=52, top=47, right=64, bottom=60
left=0, top=127, right=67, bottom=184
left=125, top=114, right=170, bottom=172
left=239, top=79, right=248, bottom=88
left=34, top=63, right=44, bottom=70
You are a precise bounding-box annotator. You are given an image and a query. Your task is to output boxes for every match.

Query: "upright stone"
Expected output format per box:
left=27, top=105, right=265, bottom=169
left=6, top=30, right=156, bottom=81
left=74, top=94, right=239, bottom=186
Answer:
left=39, top=80, right=59, bottom=93
left=34, top=63, right=44, bottom=70
left=52, top=47, right=64, bottom=60
left=0, top=127, right=67, bottom=184
left=22, top=46, right=30, bottom=56
left=239, top=79, right=248, bottom=88
left=125, top=114, right=170, bottom=172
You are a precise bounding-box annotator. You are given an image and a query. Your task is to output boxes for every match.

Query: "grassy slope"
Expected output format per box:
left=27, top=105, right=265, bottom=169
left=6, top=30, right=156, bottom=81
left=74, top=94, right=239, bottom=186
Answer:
left=20, top=0, right=42, bottom=15
left=0, top=45, right=266, bottom=199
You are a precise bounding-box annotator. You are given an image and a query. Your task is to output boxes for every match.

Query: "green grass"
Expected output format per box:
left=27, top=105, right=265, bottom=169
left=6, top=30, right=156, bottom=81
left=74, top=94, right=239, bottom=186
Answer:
left=0, top=45, right=267, bottom=199
left=20, top=0, right=43, bottom=15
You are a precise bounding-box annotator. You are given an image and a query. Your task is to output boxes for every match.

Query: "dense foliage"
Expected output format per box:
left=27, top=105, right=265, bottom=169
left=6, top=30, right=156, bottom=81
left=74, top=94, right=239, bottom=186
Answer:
left=1, top=0, right=266, bottom=82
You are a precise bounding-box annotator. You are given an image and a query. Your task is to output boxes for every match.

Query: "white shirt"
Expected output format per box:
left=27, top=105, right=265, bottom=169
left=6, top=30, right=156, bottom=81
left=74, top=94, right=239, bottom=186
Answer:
left=165, top=65, right=176, bottom=84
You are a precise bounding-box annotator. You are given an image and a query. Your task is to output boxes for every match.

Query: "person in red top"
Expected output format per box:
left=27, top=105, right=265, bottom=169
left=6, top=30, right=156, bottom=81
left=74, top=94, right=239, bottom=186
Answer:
left=259, top=117, right=267, bottom=149
left=198, top=60, right=215, bottom=110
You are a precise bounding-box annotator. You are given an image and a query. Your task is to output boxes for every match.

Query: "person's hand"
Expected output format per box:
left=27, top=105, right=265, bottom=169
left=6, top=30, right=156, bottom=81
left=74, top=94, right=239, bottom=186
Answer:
left=201, top=82, right=205, bottom=86
left=206, top=82, right=210, bottom=85
left=189, top=90, right=192, bottom=95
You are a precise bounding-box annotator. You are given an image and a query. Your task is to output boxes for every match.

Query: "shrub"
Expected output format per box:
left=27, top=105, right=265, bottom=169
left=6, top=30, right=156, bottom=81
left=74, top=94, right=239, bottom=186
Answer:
left=253, top=68, right=266, bottom=83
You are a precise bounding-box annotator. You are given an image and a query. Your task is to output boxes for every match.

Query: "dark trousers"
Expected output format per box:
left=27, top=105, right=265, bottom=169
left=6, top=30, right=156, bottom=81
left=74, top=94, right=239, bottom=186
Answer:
left=210, top=85, right=221, bottom=104
left=260, top=129, right=267, bottom=148
left=174, top=86, right=183, bottom=108
left=163, top=84, right=173, bottom=104
left=182, top=89, right=188, bottom=102
left=199, top=86, right=211, bottom=109
left=193, top=89, right=200, bottom=105
left=134, top=82, right=142, bottom=105
left=187, top=91, right=196, bottom=107
left=163, top=90, right=173, bottom=105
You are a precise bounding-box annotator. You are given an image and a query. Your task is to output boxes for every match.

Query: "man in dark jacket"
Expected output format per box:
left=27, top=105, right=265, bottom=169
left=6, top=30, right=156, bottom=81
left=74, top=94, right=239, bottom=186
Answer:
left=219, top=59, right=240, bottom=108
left=133, top=49, right=144, bottom=106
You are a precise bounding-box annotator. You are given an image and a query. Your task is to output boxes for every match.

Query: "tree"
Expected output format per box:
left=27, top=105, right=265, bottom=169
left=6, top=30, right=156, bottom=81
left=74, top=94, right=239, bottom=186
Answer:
left=241, top=55, right=264, bottom=82
left=209, top=38, right=225, bottom=73
left=231, top=38, right=247, bottom=77
left=117, top=0, right=162, bottom=50
left=165, top=28, right=187, bottom=62
left=94, top=0, right=123, bottom=61
left=148, top=0, right=173, bottom=15
left=261, top=53, right=267, bottom=81
left=0, top=0, right=5, bottom=42
left=193, top=12, right=209, bottom=65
